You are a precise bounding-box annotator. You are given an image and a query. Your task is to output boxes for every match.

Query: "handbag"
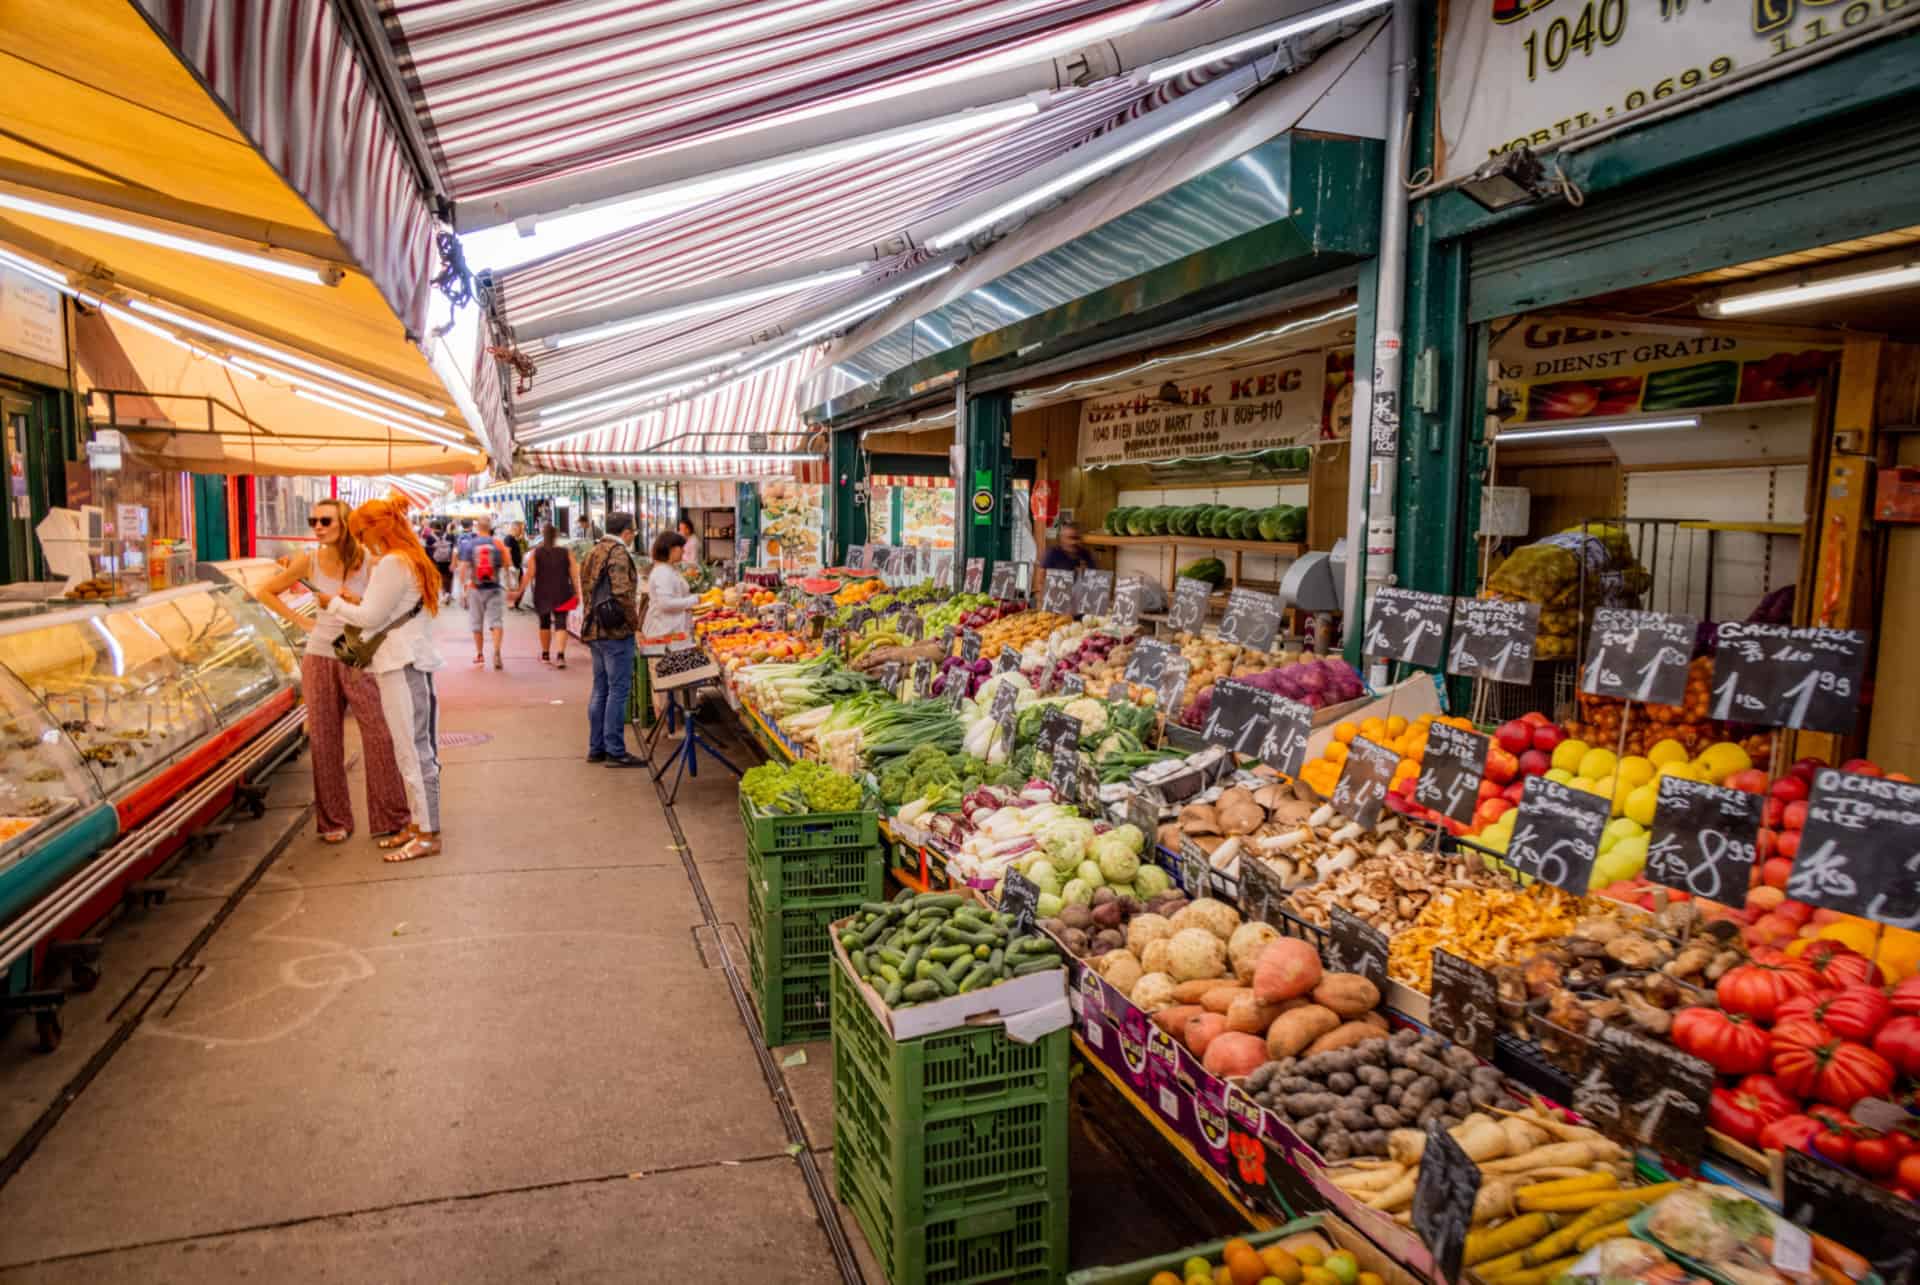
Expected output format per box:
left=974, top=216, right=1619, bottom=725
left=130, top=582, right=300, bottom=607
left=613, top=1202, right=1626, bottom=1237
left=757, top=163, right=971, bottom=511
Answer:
left=332, top=603, right=422, bottom=670
left=588, top=543, right=632, bottom=633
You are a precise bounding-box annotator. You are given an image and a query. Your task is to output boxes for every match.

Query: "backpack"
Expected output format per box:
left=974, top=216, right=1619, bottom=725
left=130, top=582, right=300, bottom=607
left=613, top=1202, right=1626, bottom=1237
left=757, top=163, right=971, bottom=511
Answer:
left=473, top=539, right=499, bottom=589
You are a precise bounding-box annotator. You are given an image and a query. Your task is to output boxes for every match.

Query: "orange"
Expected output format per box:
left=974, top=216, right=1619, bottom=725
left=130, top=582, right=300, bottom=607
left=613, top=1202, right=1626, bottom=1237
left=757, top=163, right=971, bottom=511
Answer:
left=1334, top=721, right=1358, bottom=744
left=1226, top=1249, right=1267, bottom=1285
left=1150, top=1274, right=1183, bottom=1285
left=1386, top=715, right=1408, bottom=736
left=1260, top=1246, right=1303, bottom=1284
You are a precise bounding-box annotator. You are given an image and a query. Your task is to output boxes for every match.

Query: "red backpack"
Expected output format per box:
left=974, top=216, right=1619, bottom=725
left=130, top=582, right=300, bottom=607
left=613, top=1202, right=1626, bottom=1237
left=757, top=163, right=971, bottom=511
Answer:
left=473, top=539, right=500, bottom=588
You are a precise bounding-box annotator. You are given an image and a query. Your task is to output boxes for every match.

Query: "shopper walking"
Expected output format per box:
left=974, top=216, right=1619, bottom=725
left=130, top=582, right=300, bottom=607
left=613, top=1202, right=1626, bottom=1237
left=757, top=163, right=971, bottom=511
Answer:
left=255, top=498, right=411, bottom=844
left=579, top=512, right=644, bottom=768
left=503, top=521, right=528, bottom=596
left=511, top=523, right=581, bottom=668
left=460, top=517, right=510, bottom=669
left=319, top=495, right=446, bottom=862
left=429, top=523, right=455, bottom=604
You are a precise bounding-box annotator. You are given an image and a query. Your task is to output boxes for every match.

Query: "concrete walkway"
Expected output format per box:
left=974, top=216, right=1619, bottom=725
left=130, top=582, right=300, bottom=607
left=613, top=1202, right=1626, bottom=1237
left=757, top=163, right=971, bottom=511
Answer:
left=0, top=605, right=866, bottom=1283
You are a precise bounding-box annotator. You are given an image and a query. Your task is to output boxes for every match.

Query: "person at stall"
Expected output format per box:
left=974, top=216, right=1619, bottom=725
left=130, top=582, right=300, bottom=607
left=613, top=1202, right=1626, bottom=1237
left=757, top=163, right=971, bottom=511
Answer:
left=255, top=498, right=411, bottom=845
left=579, top=513, right=646, bottom=768
left=502, top=521, right=527, bottom=596
left=459, top=517, right=510, bottom=670
left=676, top=515, right=702, bottom=568
left=1040, top=520, right=1096, bottom=574
left=511, top=523, right=581, bottom=668
left=641, top=531, right=703, bottom=728
left=317, top=495, right=446, bottom=862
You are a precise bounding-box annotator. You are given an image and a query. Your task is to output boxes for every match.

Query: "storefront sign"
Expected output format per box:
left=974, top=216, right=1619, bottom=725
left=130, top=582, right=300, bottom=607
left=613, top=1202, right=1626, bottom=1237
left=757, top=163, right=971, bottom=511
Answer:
left=1438, top=4, right=1911, bottom=186
left=1077, top=357, right=1325, bottom=468
left=0, top=264, right=65, bottom=368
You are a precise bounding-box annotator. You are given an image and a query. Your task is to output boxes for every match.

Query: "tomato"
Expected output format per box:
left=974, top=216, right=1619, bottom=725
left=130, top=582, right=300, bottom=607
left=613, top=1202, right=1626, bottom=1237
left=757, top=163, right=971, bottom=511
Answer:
left=1892, top=976, right=1920, bottom=1017
left=1873, top=1014, right=1920, bottom=1077
left=1759, top=1113, right=1824, bottom=1153
left=1772, top=1024, right=1897, bottom=1108
left=1901, top=1153, right=1920, bottom=1191
left=1718, top=958, right=1823, bottom=1022
left=1806, top=1103, right=1856, bottom=1129
left=1799, top=940, right=1886, bottom=990
left=1710, top=1081, right=1795, bottom=1147
left=1853, top=1133, right=1902, bottom=1179
left=1778, top=985, right=1894, bottom=1042
left=1736, top=1073, right=1800, bottom=1117
left=1814, top=1127, right=1856, bottom=1165
left=1672, top=1007, right=1772, bottom=1075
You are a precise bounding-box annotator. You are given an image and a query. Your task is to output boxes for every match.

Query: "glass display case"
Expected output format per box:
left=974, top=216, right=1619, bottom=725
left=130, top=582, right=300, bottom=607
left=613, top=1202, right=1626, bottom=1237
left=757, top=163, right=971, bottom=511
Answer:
left=200, top=557, right=314, bottom=649
left=0, top=666, right=103, bottom=871
left=131, top=585, right=295, bottom=722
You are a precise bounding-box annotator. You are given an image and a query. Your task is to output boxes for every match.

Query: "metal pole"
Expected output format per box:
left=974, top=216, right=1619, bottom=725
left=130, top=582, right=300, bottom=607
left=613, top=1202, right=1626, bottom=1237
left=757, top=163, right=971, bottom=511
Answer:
left=1346, top=0, right=1415, bottom=681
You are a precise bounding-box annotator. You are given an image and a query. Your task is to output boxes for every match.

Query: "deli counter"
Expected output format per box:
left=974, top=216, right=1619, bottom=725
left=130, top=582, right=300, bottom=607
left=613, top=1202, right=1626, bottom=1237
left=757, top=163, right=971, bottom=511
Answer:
left=0, top=580, right=301, bottom=934
left=200, top=557, right=315, bottom=648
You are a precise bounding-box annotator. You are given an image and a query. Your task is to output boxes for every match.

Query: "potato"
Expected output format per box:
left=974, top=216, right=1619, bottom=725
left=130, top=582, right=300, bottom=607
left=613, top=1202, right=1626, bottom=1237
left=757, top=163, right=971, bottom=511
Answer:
left=1186, top=1013, right=1229, bottom=1057
left=1172, top=978, right=1242, bottom=1004
left=1266, top=1004, right=1341, bottom=1059
left=1311, top=972, right=1381, bottom=1019
left=1201, top=985, right=1253, bottom=1015
left=1253, top=937, right=1323, bottom=1003
left=1226, top=992, right=1292, bottom=1035
left=1304, top=1021, right=1389, bottom=1056
left=1151, top=1004, right=1205, bottom=1042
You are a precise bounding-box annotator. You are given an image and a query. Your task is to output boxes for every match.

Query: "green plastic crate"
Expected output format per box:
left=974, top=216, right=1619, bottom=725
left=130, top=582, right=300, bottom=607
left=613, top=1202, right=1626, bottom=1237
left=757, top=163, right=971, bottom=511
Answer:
left=746, top=838, right=883, bottom=910
left=740, top=793, right=878, bottom=854
left=1062, top=1216, right=1338, bottom=1284
left=836, top=1169, right=1066, bottom=1285
left=747, top=934, right=831, bottom=1046
left=747, top=874, right=856, bottom=974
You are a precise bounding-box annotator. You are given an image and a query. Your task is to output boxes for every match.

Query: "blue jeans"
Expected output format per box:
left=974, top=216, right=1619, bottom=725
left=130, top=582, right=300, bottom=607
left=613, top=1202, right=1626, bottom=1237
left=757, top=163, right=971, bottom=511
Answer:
left=588, top=636, right=636, bottom=757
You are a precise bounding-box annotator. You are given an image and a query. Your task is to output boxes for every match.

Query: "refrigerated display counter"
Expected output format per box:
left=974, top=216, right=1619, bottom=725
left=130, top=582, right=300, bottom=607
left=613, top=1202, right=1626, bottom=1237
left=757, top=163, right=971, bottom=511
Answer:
left=200, top=556, right=315, bottom=649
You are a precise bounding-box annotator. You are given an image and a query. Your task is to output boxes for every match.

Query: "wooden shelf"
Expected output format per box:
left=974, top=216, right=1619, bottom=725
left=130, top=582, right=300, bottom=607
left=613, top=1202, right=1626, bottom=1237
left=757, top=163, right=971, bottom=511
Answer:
left=1085, top=534, right=1305, bottom=557
left=1675, top=520, right=1802, bottom=536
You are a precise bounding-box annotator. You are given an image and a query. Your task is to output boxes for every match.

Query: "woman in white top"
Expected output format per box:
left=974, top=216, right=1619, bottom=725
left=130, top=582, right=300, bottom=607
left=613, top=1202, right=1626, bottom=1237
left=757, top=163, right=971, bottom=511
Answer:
left=642, top=530, right=701, bottom=638
left=676, top=516, right=702, bottom=569
left=316, top=496, right=446, bottom=863
left=257, top=499, right=411, bottom=844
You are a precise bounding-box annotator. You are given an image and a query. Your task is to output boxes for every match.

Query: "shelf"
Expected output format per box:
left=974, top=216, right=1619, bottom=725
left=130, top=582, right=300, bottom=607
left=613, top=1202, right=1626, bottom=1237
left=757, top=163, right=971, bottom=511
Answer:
left=1084, top=535, right=1306, bottom=557
left=1675, top=521, right=1802, bottom=536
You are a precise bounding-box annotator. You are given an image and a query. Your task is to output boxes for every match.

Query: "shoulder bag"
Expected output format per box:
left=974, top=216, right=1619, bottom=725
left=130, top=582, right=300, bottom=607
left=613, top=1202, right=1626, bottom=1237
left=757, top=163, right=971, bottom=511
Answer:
left=333, top=603, right=421, bottom=670
left=588, top=542, right=633, bottom=633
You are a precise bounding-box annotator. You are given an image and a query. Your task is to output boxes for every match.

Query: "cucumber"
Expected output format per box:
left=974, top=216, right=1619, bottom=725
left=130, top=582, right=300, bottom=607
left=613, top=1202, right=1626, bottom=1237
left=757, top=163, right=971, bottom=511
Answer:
left=927, top=944, right=971, bottom=962
left=875, top=948, right=905, bottom=968
left=1012, top=957, right=1061, bottom=976
left=957, top=961, right=996, bottom=993
left=914, top=959, right=937, bottom=981
left=882, top=979, right=905, bottom=1006
left=932, top=968, right=959, bottom=996
left=850, top=949, right=867, bottom=975
left=877, top=963, right=901, bottom=985
left=945, top=954, right=975, bottom=983
left=893, top=887, right=915, bottom=904
left=902, top=980, right=941, bottom=1003
left=914, top=893, right=964, bottom=910
left=902, top=945, right=925, bottom=976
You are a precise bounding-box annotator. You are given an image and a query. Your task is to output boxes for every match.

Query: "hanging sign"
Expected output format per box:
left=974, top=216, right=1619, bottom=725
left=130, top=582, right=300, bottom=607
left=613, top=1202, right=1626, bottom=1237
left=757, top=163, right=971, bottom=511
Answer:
left=1364, top=588, right=1451, bottom=668
left=1786, top=769, right=1920, bottom=928
left=962, top=558, right=985, bottom=593
left=1331, top=736, right=1399, bottom=829
left=1646, top=776, right=1762, bottom=905
left=1040, top=569, right=1075, bottom=615
left=1110, top=576, right=1147, bottom=630
left=1448, top=598, right=1540, bottom=685
left=1072, top=569, right=1114, bottom=618
left=1261, top=695, right=1313, bottom=780
left=0, top=264, right=66, bottom=367
left=1078, top=357, right=1326, bottom=468
left=1581, top=608, right=1696, bottom=706
left=1710, top=623, right=1871, bottom=734
left=1507, top=775, right=1607, bottom=895
left=1217, top=587, right=1280, bottom=654
left=1417, top=723, right=1491, bottom=826
left=1167, top=577, right=1212, bottom=635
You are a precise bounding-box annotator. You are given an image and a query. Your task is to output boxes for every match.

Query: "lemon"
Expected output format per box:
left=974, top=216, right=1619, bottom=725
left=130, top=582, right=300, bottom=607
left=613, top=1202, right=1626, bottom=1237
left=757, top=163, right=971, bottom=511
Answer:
left=1698, top=741, right=1752, bottom=783
left=1658, top=761, right=1699, bottom=783
left=1184, top=1258, right=1212, bottom=1280
left=1593, top=775, right=1619, bottom=810
left=1624, top=783, right=1659, bottom=827
left=1647, top=738, right=1689, bottom=767
left=1550, top=739, right=1591, bottom=773
left=1616, top=755, right=1656, bottom=788
left=1323, top=1252, right=1359, bottom=1285
left=1578, top=747, right=1618, bottom=780
left=1546, top=767, right=1575, bottom=785
left=1293, top=1245, right=1325, bottom=1268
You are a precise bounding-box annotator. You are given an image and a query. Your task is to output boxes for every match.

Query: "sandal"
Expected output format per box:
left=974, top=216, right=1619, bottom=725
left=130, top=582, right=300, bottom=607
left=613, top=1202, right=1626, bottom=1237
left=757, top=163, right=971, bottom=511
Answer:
left=555, top=654, right=566, bottom=669
left=384, top=832, right=441, bottom=863
left=319, top=828, right=351, bottom=844
left=376, top=825, right=420, bottom=850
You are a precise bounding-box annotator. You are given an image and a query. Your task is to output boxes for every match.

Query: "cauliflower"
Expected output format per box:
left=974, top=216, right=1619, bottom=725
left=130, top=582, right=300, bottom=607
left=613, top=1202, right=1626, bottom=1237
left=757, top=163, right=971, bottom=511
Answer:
left=1063, top=697, right=1109, bottom=736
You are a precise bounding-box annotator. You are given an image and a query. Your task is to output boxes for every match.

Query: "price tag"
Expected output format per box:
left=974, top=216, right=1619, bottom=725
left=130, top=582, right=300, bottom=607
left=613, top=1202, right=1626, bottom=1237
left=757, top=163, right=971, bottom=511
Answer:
left=1782, top=1150, right=1920, bottom=1283
left=847, top=544, right=869, bottom=570
left=850, top=606, right=874, bottom=631
left=911, top=658, right=937, bottom=702
left=1000, top=869, right=1040, bottom=936
left=1167, top=577, right=1212, bottom=635
left=869, top=546, right=891, bottom=575
left=1364, top=587, right=1451, bottom=668
left=1060, top=671, right=1086, bottom=696
left=1238, top=855, right=1290, bottom=927
left=1178, top=839, right=1213, bottom=897
left=1711, top=623, right=1872, bottom=734
left=1040, top=569, right=1075, bottom=615
left=960, top=630, right=982, bottom=664
left=1129, top=792, right=1162, bottom=841
left=1507, top=776, right=1609, bottom=895
left=1429, top=947, right=1497, bottom=1059
left=941, top=624, right=957, bottom=652
left=1448, top=598, right=1540, bottom=685
left=1646, top=776, right=1762, bottom=904
left=929, top=550, right=953, bottom=588
left=1412, top=1120, right=1481, bottom=1285
left=1786, top=768, right=1920, bottom=927
left=823, top=627, right=846, bottom=655
left=988, top=563, right=1016, bottom=599
left=1581, top=608, right=1698, bottom=706
left=1077, top=759, right=1102, bottom=811
left=1110, top=576, right=1147, bottom=630
left=1330, top=736, right=1399, bottom=828
left=1035, top=709, right=1082, bottom=762
left=895, top=607, right=924, bottom=641
left=1201, top=679, right=1271, bottom=757
left=945, top=669, right=972, bottom=710
left=876, top=661, right=902, bottom=696
left=996, top=645, right=1022, bottom=675
left=1072, top=569, right=1114, bottom=618
left=1259, top=695, right=1313, bottom=780
left=1124, top=638, right=1174, bottom=688
left=962, top=558, right=985, bottom=593
left=1416, top=723, right=1491, bottom=826
left=1050, top=743, right=1079, bottom=801
left=1153, top=655, right=1191, bottom=722
left=1217, top=587, right=1279, bottom=654
left=992, top=682, right=1019, bottom=751
left=1327, top=906, right=1389, bottom=991
left=1572, top=1024, right=1714, bottom=1163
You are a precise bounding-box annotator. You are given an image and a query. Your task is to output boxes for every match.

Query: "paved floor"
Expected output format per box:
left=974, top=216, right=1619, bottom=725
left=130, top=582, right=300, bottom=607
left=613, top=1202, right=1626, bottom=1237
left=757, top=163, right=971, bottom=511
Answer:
left=0, top=605, right=872, bottom=1283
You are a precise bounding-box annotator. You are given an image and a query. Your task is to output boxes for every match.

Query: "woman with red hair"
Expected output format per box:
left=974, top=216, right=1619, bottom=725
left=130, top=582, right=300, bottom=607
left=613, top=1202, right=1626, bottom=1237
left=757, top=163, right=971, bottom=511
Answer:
left=316, top=494, right=446, bottom=862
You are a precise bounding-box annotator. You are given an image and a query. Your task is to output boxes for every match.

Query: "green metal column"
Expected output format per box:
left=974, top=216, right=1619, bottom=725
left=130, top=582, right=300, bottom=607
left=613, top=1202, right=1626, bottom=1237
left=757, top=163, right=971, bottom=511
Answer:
left=193, top=474, right=230, bottom=561
left=826, top=427, right=867, bottom=566
left=888, top=484, right=904, bottom=547
left=736, top=481, right=760, bottom=567
left=961, top=387, right=1014, bottom=576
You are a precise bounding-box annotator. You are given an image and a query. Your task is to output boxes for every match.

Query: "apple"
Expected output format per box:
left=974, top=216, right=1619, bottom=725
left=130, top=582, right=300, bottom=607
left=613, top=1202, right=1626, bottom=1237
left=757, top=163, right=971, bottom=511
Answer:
left=1477, top=779, right=1503, bottom=802
left=1756, top=826, right=1778, bottom=861
left=1777, top=828, right=1801, bottom=860
left=1521, top=711, right=1550, bottom=727
left=1495, top=720, right=1533, bottom=755
left=1762, top=857, right=1793, bottom=890
left=1841, top=757, right=1884, bottom=778
left=1791, top=757, right=1824, bottom=780
left=1503, top=780, right=1526, bottom=805
left=1484, top=747, right=1520, bottom=785
left=1783, top=800, right=1808, bottom=832
left=1531, top=723, right=1567, bottom=752
left=1476, top=798, right=1513, bottom=826
left=1763, top=797, right=1786, bottom=829
left=1769, top=775, right=1810, bottom=803
left=1725, top=768, right=1769, bottom=794
left=1519, top=748, right=1552, bottom=777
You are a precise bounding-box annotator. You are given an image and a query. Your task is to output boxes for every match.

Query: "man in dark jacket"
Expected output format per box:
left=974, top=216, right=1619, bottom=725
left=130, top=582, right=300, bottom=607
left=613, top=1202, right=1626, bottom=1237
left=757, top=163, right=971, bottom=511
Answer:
left=579, top=512, right=644, bottom=767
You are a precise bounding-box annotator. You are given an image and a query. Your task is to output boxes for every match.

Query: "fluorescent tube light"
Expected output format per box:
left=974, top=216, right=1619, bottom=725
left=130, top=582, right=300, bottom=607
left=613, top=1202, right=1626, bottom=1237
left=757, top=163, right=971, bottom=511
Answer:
left=1499, top=415, right=1700, bottom=443
left=295, top=389, right=469, bottom=448
left=534, top=376, right=720, bottom=430
left=1147, top=0, right=1393, bottom=84
left=928, top=99, right=1236, bottom=249
left=0, top=191, right=335, bottom=285
left=532, top=451, right=825, bottom=465
left=534, top=352, right=745, bottom=419
left=549, top=265, right=866, bottom=348
left=126, top=301, right=448, bottom=418
left=1701, top=262, right=1920, bottom=317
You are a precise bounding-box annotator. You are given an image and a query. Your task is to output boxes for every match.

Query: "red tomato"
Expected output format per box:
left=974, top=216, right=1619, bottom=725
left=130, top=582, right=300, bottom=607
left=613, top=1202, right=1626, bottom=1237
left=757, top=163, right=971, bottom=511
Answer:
left=1799, top=940, right=1883, bottom=990
left=1718, top=958, right=1822, bottom=1022
left=1873, top=1014, right=1920, bottom=1077
left=1758, top=1113, right=1824, bottom=1153
left=1673, top=1007, right=1772, bottom=1075
left=1772, top=1024, right=1897, bottom=1108
left=1901, top=1153, right=1920, bottom=1191
left=1806, top=1103, right=1856, bottom=1129
left=1854, top=1133, right=1902, bottom=1179
left=1709, top=1081, right=1796, bottom=1148
left=1814, top=1127, right=1856, bottom=1165
left=1778, top=985, right=1894, bottom=1041
left=1891, top=976, right=1920, bottom=1017
left=1736, top=1073, right=1800, bottom=1117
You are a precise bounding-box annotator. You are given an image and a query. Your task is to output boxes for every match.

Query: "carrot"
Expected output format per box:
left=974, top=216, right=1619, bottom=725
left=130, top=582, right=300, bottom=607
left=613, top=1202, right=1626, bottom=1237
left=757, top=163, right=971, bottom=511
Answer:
left=1811, top=1233, right=1871, bottom=1282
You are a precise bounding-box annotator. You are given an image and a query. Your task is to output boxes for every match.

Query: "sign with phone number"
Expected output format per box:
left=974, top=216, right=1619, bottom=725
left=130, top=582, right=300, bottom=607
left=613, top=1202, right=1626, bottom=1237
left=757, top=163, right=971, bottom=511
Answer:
left=1437, top=0, right=1910, bottom=185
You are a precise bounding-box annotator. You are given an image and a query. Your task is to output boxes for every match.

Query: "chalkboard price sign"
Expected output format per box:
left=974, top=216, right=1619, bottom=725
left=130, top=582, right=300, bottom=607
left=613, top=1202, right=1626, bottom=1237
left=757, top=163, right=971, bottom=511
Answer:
left=1782, top=1150, right=1920, bottom=1284
left=988, top=562, right=1017, bottom=600
left=1178, top=839, right=1214, bottom=900
left=1040, top=569, right=1074, bottom=615
left=997, top=645, right=1022, bottom=675
left=1238, top=855, right=1289, bottom=929
left=1076, top=758, right=1102, bottom=811
left=928, top=550, right=953, bottom=588
left=823, top=627, right=846, bottom=655
left=1201, top=679, right=1271, bottom=757
left=1646, top=775, right=1762, bottom=905
left=1168, top=577, right=1212, bottom=634
left=894, top=607, right=924, bottom=641
left=1059, top=671, right=1086, bottom=696
left=960, top=629, right=982, bottom=664
left=1110, top=576, right=1147, bottom=630
left=849, top=607, right=874, bottom=632
left=990, top=680, right=1019, bottom=751
left=876, top=661, right=902, bottom=696
left=1124, top=638, right=1175, bottom=688
left=1260, top=695, right=1314, bottom=780
left=945, top=669, right=972, bottom=710
left=1365, top=587, right=1451, bottom=668
left=846, top=544, right=869, bottom=571
left=1001, top=868, right=1041, bottom=937
left=1416, top=723, right=1491, bottom=826
left=1153, top=655, right=1191, bottom=722
left=911, top=658, right=937, bottom=702
left=1330, top=735, right=1399, bottom=829
left=1036, top=709, right=1082, bottom=763
left=1581, top=608, right=1698, bottom=706
left=1412, top=1121, right=1482, bottom=1285
left=1072, top=569, right=1114, bottom=618
left=962, top=557, right=984, bottom=593
left=1429, top=947, right=1497, bottom=1059
left=1217, top=587, right=1280, bottom=654
left=1786, top=768, right=1920, bottom=927
left=868, top=546, right=891, bottom=575
left=1711, top=623, right=1872, bottom=734
left=1506, top=776, right=1608, bottom=896
left=1128, top=792, right=1161, bottom=841
left=1050, top=743, right=1080, bottom=802
left=1327, top=906, right=1389, bottom=991
left=1448, top=598, right=1540, bottom=685
left=1572, top=1024, right=1715, bottom=1163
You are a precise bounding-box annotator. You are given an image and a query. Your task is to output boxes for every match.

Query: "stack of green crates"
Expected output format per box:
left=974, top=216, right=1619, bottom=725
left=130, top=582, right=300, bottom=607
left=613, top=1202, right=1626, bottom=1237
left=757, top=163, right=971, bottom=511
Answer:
left=742, top=794, right=881, bottom=1046
left=830, top=956, right=1069, bottom=1284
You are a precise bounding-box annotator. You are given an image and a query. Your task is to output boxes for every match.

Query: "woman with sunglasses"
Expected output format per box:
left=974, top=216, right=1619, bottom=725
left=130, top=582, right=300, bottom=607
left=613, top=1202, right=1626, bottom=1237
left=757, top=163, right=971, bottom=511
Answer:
left=257, top=499, right=412, bottom=844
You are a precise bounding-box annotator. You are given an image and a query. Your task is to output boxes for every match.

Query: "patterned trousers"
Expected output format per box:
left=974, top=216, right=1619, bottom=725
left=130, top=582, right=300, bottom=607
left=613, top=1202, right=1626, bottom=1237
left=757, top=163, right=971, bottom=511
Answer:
left=301, top=653, right=412, bottom=837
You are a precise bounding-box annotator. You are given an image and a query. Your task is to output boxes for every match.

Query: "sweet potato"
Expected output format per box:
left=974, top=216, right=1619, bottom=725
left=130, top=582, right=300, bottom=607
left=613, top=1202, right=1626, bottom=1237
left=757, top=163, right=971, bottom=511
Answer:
left=1202, top=985, right=1253, bottom=1015
left=1305, top=1021, right=1389, bottom=1056
left=1173, top=978, right=1242, bottom=1005
left=1203, top=1031, right=1268, bottom=1077
left=1267, top=1004, right=1341, bottom=1059
left=1152, top=1004, right=1205, bottom=1042
left=1186, top=1013, right=1229, bottom=1057
left=1252, top=937, right=1323, bottom=1003
left=1360, top=1010, right=1389, bottom=1031
left=1311, top=972, right=1381, bottom=1019
left=1226, top=992, right=1291, bottom=1035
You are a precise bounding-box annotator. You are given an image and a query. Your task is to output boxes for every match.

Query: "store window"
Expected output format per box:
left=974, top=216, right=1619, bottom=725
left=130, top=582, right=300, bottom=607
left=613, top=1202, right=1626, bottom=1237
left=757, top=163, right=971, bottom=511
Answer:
left=252, top=476, right=334, bottom=562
